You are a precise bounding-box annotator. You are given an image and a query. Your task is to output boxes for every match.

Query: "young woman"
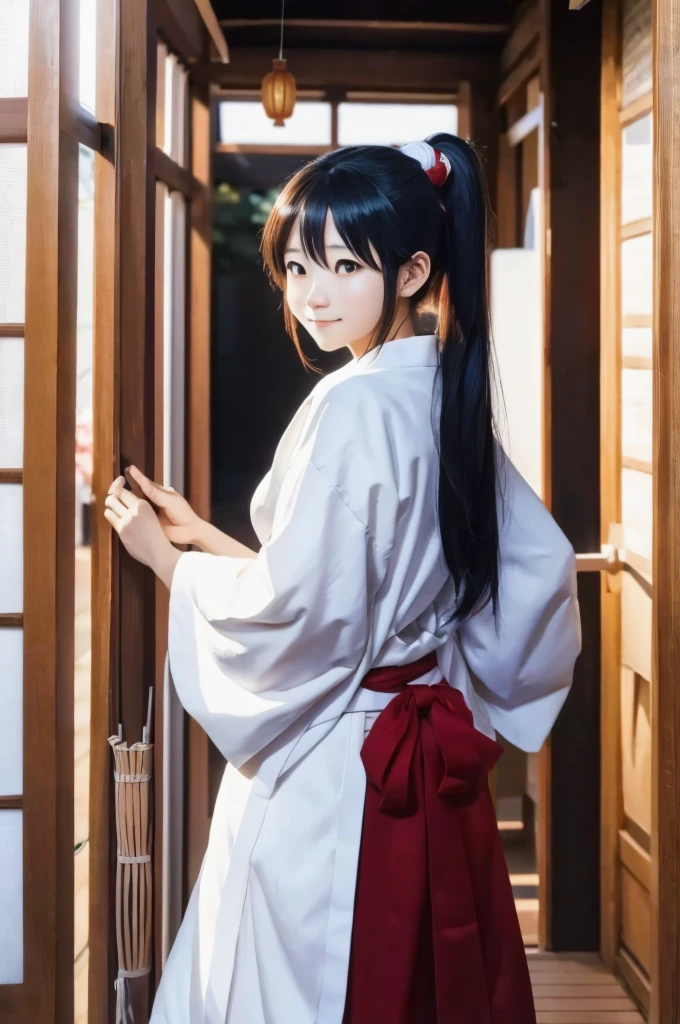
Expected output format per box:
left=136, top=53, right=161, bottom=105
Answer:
left=104, top=133, right=582, bottom=1024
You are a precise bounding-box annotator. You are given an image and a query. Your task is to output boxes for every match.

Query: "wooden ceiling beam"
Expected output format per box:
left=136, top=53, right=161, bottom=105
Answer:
left=219, top=18, right=510, bottom=34
left=193, top=47, right=498, bottom=91
left=157, top=0, right=206, bottom=61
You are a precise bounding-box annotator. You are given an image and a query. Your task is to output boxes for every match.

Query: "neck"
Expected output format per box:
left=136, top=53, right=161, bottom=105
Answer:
left=347, top=309, right=417, bottom=360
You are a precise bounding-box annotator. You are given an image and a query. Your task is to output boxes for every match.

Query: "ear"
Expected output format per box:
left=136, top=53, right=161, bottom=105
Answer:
left=398, top=250, right=431, bottom=298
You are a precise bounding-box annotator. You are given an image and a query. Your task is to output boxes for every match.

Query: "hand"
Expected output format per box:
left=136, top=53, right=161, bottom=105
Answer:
left=125, top=465, right=202, bottom=546
left=103, top=475, right=176, bottom=574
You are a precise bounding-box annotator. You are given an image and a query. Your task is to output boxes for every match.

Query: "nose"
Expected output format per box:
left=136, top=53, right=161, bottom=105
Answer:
left=304, top=277, right=331, bottom=311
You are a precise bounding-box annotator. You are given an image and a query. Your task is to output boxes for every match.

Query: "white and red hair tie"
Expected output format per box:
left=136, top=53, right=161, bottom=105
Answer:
left=399, top=141, right=452, bottom=188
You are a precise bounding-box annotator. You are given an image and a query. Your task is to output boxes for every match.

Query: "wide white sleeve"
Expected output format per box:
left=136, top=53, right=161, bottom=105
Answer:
left=167, top=450, right=385, bottom=770
left=455, top=449, right=582, bottom=752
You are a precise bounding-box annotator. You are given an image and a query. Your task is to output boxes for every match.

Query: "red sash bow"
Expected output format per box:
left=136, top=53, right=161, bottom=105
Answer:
left=343, top=651, right=536, bottom=1024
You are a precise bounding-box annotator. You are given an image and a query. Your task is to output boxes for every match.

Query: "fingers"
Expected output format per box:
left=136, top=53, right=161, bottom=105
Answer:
left=127, top=465, right=157, bottom=499
left=108, top=475, right=126, bottom=496
left=104, top=492, right=130, bottom=518
left=103, top=508, right=121, bottom=533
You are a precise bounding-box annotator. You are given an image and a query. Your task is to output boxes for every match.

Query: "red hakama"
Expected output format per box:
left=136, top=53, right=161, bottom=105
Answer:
left=343, top=651, right=536, bottom=1024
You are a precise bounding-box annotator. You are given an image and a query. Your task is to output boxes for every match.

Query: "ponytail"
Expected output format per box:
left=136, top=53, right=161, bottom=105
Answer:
left=425, top=132, right=501, bottom=626
left=260, top=133, right=501, bottom=625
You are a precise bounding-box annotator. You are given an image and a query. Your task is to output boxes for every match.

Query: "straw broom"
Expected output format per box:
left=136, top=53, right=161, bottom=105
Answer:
left=108, top=687, right=154, bottom=1023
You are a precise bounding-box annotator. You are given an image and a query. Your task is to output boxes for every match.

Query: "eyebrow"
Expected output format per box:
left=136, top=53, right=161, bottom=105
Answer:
left=283, top=244, right=351, bottom=255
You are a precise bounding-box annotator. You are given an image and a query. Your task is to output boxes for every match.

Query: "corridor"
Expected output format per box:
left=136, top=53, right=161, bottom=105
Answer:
left=529, top=953, right=644, bottom=1023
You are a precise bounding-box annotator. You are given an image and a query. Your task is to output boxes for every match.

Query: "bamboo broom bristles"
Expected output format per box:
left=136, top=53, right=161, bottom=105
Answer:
left=108, top=733, right=154, bottom=987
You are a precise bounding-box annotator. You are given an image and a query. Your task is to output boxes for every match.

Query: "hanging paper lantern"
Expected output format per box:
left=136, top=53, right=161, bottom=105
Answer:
left=261, top=58, right=296, bottom=127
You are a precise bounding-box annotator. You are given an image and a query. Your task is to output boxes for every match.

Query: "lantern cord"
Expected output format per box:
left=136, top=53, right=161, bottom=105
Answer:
left=279, top=0, right=285, bottom=59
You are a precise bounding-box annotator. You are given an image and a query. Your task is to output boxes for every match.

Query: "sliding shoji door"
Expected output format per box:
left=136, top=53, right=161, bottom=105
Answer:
left=0, top=0, right=116, bottom=1019
left=0, top=0, right=29, bottom=1008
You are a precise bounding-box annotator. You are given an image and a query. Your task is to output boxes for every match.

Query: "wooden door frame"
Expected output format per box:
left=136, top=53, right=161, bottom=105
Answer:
left=652, top=0, right=680, bottom=1019
left=599, top=0, right=624, bottom=980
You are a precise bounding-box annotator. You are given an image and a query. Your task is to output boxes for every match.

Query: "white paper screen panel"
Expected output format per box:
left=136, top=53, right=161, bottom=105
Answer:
left=622, top=327, right=652, bottom=361
left=622, top=114, right=652, bottom=225
left=0, top=336, right=24, bottom=468
left=0, top=810, right=23, bottom=984
left=163, top=191, right=186, bottom=493
left=622, top=467, right=652, bottom=561
left=0, top=0, right=29, bottom=97
left=622, top=368, right=652, bottom=464
left=0, top=629, right=22, bottom=797
left=161, top=53, right=187, bottom=164
left=0, top=484, right=23, bottom=613
left=0, top=144, right=28, bottom=324
left=621, top=233, right=652, bottom=317
left=489, top=248, right=543, bottom=500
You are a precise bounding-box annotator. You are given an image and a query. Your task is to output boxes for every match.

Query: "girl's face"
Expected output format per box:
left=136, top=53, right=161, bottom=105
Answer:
left=284, top=208, right=386, bottom=357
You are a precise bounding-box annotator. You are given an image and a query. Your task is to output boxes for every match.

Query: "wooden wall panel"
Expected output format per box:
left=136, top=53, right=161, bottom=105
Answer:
left=620, top=575, right=652, bottom=681
left=620, top=667, right=652, bottom=838
left=621, top=865, right=652, bottom=973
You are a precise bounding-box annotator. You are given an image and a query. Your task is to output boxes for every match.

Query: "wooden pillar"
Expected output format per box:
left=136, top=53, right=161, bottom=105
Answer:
left=22, top=0, right=79, bottom=1018
left=185, top=84, right=213, bottom=898
left=466, top=65, right=501, bottom=224
left=652, top=0, right=680, bottom=1018
left=117, top=0, right=157, bottom=1016
left=542, top=0, right=602, bottom=950
left=88, top=0, right=119, bottom=1015
left=598, top=0, right=623, bottom=972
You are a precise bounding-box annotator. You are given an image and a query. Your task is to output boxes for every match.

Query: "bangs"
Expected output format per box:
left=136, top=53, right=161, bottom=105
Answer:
left=260, top=165, right=390, bottom=286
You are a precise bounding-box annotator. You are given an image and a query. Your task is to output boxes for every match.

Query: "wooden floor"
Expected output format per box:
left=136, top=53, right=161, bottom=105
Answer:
left=528, top=952, right=645, bottom=1023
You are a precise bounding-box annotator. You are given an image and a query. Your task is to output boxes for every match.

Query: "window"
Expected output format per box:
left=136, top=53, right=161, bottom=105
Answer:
left=337, top=101, right=457, bottom=145
left=219, top=100, right=332, bottom=146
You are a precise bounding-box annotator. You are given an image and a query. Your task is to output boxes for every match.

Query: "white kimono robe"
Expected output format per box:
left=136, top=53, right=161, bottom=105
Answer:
left=150, top=332, right=581, bottom=1024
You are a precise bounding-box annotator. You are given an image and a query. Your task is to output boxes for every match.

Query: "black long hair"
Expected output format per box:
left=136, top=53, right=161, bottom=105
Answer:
left=260, top=132, right=502, bottom=626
